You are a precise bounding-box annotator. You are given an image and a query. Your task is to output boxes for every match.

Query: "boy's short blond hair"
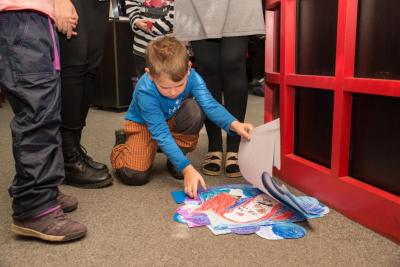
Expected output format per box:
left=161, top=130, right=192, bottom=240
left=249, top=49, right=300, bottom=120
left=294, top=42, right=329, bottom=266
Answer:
left=145, top=36, right=189, bottom=82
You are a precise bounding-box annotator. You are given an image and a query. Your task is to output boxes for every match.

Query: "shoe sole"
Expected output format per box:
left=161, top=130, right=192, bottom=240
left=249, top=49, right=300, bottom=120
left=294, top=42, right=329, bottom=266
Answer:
left=62, top=204, right=78, bottom=213
left=225, top=171, right=242, bottom=178
left=167, top=175, right=184, bottom=181
left=64, top=176, right=114, bottom=189
left=202, top=168, right=222, bottom=176
left=11, top=224, right=85, bottom=242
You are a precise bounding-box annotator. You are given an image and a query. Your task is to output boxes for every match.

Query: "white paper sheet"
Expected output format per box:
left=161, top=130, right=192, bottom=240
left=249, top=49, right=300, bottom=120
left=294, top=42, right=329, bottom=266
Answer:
left=238, top=119, right=280, bottom=189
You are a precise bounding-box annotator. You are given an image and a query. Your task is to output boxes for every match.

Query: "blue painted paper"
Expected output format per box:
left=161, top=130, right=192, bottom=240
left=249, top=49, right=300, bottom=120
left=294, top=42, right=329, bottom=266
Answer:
left=173, top=212, right=186, bottom=224
left=171, top=190, right=187, bottom=204
left=272, top=223, right=307, bottom=239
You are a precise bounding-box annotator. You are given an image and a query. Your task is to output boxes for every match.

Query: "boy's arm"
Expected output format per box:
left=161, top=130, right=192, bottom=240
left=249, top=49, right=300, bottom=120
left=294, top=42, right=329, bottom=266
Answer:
left=190, top=71, right=236, bottom=134
left=137, top=90, right=190, bottom=172
left=125, top=0, right=144, bottom=33
left=146, top=3, right=174, bottom=36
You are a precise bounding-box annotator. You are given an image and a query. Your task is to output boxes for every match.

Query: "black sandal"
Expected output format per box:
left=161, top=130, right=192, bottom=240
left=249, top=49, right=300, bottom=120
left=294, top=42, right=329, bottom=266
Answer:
left=202, top=151, right=223, bottom=176
left=225, top=152, right=241, bottom=178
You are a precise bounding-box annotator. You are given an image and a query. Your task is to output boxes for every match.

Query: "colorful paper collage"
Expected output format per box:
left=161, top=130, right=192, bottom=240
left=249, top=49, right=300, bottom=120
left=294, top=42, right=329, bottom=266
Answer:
left=172, top=183, right=329, bottom=240
left=171, top=120, right=329, bottom=240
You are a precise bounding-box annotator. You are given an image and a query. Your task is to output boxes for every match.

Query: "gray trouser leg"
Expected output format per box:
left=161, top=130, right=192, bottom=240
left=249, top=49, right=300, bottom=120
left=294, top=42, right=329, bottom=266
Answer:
left=173, top=98, right=205, bottom=135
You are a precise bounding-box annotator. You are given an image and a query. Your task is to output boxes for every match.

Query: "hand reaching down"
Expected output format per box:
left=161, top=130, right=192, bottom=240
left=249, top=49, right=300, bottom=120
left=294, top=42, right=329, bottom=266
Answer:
left=182, top=164, right=207, bottom=199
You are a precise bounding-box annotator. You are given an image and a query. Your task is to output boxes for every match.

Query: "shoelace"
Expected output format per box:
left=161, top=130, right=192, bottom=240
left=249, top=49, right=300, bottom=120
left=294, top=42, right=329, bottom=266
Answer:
left=79, top=145, right=91, bottom=162
left=53, top=209, right=67, bottom=221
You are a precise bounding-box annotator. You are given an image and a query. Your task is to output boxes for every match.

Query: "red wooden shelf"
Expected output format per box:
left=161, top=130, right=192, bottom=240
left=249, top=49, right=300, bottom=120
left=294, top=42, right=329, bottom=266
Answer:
left=265, top=0, right=400, bottom=243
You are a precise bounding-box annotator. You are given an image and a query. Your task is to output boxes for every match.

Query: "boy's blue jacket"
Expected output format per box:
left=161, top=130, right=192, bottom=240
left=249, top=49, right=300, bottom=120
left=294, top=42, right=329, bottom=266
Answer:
left=125, top=69, right=236, bottom=172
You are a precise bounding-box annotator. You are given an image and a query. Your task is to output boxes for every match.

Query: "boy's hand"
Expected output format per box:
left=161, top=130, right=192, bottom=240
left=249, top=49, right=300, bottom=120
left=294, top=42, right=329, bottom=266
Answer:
left=230, top=120, right=253, bottom=141
left=182, top=164, right=207, bottom=199
left=135, top=18, right=151, bottom=31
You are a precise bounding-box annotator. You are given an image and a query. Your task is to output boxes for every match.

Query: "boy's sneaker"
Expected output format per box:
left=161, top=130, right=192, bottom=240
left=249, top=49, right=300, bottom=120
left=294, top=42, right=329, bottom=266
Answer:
left=166, top=160, right=183, bottom=180
left=57, top=191, right=78, bottom=213
left=114, top=129, right=126, bottom=147
left=11, top=209, right=87, bottom=242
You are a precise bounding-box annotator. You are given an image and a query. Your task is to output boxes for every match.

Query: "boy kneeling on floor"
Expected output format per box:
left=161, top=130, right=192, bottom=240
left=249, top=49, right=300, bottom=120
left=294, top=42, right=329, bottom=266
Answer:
left=111, top=36, right=252, bottom=198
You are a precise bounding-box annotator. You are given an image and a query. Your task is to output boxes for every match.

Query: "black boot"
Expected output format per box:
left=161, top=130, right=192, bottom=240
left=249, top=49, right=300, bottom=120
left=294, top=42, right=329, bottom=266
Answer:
left=166, top=160, right=184, bottom=180
left=114, top=129, right=126, bottom=147
left=61, top=129, right=113, bottom=188
left=77, top=129, right=109, bottom=172
left=166, top=148, right=189, bottom=180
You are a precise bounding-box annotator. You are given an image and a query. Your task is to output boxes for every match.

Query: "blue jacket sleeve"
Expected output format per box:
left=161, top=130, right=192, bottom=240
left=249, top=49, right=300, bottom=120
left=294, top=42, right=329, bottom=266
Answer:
left=137, top=89, right=190, bottom=172
left=190, top=71, right=237, bottom=134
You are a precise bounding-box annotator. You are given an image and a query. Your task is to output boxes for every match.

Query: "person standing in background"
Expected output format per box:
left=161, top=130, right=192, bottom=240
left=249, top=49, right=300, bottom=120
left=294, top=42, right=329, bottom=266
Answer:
left=57, top=0, right=113, bottom=189
left=0, top=0, right=86, bottom=242
left=125, top=0, right=175, bottom=77
left=174, top=0, right=265, bottom=178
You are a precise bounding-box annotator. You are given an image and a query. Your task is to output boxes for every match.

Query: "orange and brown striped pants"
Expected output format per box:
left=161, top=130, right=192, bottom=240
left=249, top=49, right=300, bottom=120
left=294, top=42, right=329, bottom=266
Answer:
left=111, top=119, right=199, bottom=172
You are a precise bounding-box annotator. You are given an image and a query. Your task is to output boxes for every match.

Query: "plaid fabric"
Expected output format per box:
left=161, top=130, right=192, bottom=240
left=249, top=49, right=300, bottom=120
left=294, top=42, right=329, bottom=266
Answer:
left=111, top=119, right=199, bottom=171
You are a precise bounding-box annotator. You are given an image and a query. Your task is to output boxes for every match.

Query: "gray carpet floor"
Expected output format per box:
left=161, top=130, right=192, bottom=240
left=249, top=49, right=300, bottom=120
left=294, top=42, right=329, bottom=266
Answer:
left=0, top=95, right=399, bottom=267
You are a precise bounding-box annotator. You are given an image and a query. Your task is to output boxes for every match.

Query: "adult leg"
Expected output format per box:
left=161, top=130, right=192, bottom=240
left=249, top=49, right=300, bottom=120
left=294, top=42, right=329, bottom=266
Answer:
left=59, top=0, right=87, bottom=131
left=0, top=12, right=86, bottom=241
left=78, top=0, right=110, bottom=171
left=134, top=54, right=146, bottom=78
left=80, top=0, right=109, bottom=126
left=221, top=36, right=249, bottom=177
left=191, top=39, right=223, bottom=152
left=59, top=0, right=112, bottom=188
left=221, top=36, right=249, bottom=152
left=191, top=39, right=224, bottom=175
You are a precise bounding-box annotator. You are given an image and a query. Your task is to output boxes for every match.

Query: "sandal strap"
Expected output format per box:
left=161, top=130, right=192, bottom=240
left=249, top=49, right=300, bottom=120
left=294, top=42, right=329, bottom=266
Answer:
left=202, top=151, right=223, bottom=166
left=225, top=152, right=238, bottom=167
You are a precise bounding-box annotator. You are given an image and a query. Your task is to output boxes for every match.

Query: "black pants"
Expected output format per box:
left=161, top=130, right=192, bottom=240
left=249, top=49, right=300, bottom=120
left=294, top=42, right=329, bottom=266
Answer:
left=191, top=36, right=249, bottom=152
left=0, top=12, right=63, bottom=220
left=134, top=54, right=146, bottom=78
left=58, top=0, right=109, bottom=129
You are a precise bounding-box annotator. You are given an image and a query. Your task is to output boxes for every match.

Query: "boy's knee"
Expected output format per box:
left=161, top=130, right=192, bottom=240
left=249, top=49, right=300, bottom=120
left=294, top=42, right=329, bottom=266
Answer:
left=174, top=99, right=205, bottom=134
left=116, top=167, right=151, bottom=186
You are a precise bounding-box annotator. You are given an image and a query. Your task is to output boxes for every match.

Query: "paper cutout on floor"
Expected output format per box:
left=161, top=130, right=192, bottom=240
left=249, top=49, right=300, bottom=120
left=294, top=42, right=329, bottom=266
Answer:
left=171, top=190, right=188, bottom=204
left=238, top=119, right=329, bottom=218
left=172, top=184, right=328, bottom=239
left=171, top=119, right=329, bottom=240
left=256, top=223, right=307, bottom=240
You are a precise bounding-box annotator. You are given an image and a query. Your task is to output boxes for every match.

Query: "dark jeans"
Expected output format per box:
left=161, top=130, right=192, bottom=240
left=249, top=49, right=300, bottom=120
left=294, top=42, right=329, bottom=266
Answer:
left=59, top=0, right=109, bottom=129
left=191, top=36, right=249, bottom=152
left=0, top=12, right=63, bottom=220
